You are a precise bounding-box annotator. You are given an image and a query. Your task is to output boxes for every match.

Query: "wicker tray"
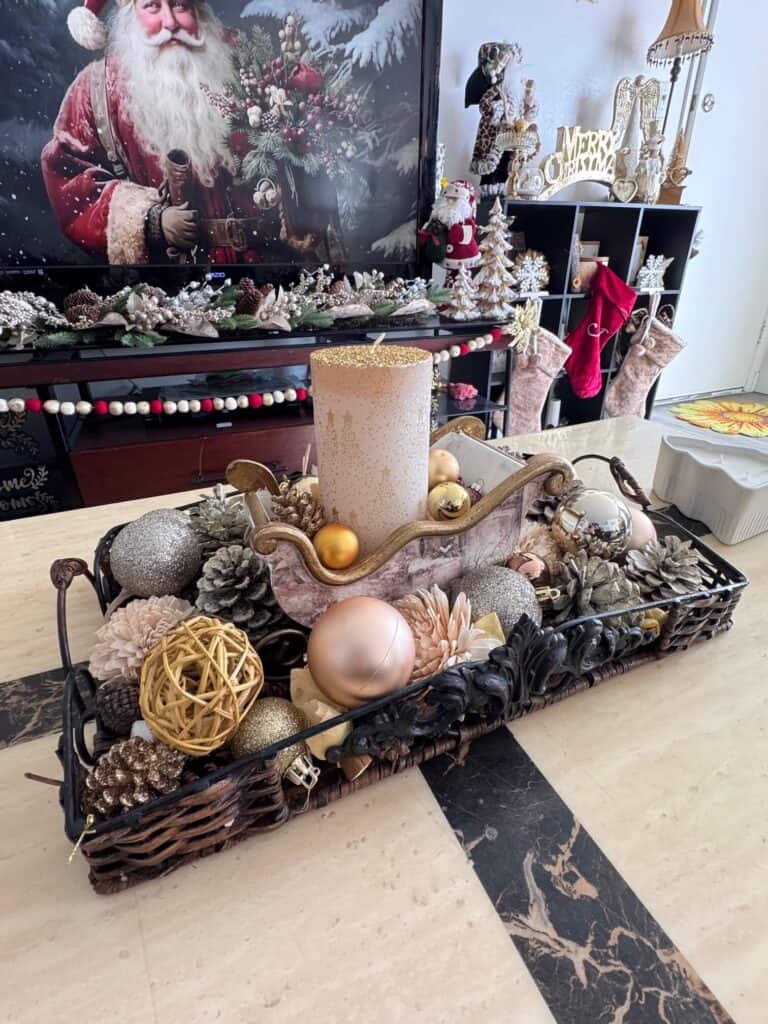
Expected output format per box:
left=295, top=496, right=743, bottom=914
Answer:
left=52, top=497, right=747, bottom=894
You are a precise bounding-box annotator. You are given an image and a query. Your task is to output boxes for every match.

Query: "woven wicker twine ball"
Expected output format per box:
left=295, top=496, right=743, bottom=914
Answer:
left=139, top=615, right=264, bottom=756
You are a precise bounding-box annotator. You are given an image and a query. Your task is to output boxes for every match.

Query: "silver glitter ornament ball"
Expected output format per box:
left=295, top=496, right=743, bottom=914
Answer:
left=110, top=509, right=202, bottom=598
left=551, top=488, right=631, bottom=559
left=450, top=565, right=542, bottom=635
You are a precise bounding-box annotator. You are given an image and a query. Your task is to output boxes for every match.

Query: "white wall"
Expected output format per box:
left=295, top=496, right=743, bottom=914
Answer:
left=438, top=0, right=768, bottom=401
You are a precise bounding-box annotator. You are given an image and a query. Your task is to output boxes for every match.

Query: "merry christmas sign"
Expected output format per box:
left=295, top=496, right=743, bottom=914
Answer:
left=537, top=126, right=616, bottom=200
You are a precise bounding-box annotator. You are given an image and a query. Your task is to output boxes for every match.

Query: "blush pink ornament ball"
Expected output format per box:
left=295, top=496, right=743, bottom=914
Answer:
left=307, top=597, right=416, bottom=709
left=628, top=506, right=657, bottom=551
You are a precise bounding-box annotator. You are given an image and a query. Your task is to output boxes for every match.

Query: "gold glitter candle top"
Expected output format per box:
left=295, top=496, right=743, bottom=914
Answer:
left=311, top=344, right=431, bottom=368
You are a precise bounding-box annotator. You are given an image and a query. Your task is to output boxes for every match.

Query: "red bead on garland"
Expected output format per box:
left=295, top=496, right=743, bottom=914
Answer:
left=94, top=400, right=108, bottom=416
left=296, top=387, right=308, bottom=401
left=459, top=343, right=470, bottom=356
left=491, top=327, right=502, bottom=342
left=200, top=398, right=214, bottom=413
left=25, top=397, right=43, bottom=413
left=248, top=393, right=263, bottom=409
left=149, top=399, right=163, bottom=415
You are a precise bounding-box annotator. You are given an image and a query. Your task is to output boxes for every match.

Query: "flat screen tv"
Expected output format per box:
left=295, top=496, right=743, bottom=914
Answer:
left=0, top=0, right=441, bottom=285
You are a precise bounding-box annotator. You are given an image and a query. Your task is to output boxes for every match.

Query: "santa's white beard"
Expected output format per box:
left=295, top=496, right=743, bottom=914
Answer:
left=432, top=193, right=473, bottom=227
left=108, top=4, right=237, bottom=188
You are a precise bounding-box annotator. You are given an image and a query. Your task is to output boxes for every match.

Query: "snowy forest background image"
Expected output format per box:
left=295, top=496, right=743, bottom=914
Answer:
left=0, top=0, right=425, bottom=269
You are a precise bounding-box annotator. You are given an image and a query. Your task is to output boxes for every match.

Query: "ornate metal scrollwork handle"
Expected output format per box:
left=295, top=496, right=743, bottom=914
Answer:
left=50, top=558, right=98, bottom=675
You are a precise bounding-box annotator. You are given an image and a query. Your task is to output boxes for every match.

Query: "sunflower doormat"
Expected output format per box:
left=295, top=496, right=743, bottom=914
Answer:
left=672, top=399, right=768, bottom=438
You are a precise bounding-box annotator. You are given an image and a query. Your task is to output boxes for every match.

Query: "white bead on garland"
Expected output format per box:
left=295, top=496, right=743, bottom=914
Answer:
left=431, top=329, right=501, bottom=365
left=0, top=329, right=504, bottom=417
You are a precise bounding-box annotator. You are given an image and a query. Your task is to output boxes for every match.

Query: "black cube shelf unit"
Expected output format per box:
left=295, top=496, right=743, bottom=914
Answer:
left=483, top=198, right=700, bottom=427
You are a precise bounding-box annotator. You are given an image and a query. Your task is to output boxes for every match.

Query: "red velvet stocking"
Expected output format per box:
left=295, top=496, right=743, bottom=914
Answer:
left=564, top=264, right=637, bottom=398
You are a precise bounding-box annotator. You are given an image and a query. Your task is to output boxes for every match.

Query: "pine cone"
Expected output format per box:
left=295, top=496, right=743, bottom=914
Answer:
left=189, top=485, right=250, bottom=556
left=195, top=543, right=289, bottom=641
left=395, top=584, right=496, bottom=681
left=63, top=287, right=102, bottom=325
left=625, top=536, right=705, bottom=600
left=89, top=596, right=193, bottom=685
left=84, top=737, right=186, bottom=818
left=235, top=278, right=265, bottom=315
left=526, top=483, right=583, bottom=525
left=95, top=678, right=140, bottom=735
left=549, top=550, right=641, bottom=625
left=261, top=110, right=280, bottom=132
left=270, top=481, right=325, bottom=538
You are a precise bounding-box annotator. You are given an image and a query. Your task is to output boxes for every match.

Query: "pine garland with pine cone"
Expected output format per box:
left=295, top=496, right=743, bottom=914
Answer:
left=83, top=737, right=186, bottom=818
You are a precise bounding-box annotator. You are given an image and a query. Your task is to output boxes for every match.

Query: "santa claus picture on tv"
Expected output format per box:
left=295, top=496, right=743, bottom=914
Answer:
left=0, top=1, right=425, bottom=268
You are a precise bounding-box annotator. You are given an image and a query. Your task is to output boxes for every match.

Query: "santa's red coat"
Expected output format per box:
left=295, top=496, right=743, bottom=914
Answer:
left=41, top=58, right=264, bottom=264
left=443, top=219, right=480, bottom=269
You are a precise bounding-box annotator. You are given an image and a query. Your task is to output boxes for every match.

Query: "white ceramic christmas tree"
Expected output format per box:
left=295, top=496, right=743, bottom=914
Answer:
left=475, top=198, right=516, bottom=318
left=443, top=264, right=480, bottom=321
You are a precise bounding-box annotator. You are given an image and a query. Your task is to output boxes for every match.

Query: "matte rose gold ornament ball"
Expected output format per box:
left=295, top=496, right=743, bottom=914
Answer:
left=428, top=448, right=461, bottom=489
left=307, top=597, right=416, bottom=709
left=628, top=506, right=657, bottom=551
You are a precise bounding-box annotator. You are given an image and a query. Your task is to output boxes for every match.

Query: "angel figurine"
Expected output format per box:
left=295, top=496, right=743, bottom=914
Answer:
left=635, top=123, right=665, bottom=204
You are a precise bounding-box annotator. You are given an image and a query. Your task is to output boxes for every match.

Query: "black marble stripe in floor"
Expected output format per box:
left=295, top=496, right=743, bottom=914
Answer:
left=0, top=668, right=65, bottom=747
left=421, top=729, right=733, bottom=1024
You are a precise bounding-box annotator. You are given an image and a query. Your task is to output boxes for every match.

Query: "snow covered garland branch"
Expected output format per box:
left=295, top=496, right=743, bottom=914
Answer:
left=1, top=329, right=508, bottom=418
left=0, top=270, right=452, bottom=352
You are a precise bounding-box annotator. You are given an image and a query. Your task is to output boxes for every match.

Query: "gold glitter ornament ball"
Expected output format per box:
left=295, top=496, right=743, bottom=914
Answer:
left=313, top=523, right=360, bottom=569
left=428, top=448, right=461, bottom=489
left=450, top=565, right=542, bottom=634
left=428, top=481, right=471, bottom=520
left=110, top=509, right=202, bottom=598
left=231, top=697, right=310, bottom=778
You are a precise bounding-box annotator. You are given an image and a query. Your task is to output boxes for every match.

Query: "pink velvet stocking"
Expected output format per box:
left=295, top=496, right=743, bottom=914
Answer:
left=604, top=317, right=686, bottom=418
left=497, top=327, right=572, bottom=434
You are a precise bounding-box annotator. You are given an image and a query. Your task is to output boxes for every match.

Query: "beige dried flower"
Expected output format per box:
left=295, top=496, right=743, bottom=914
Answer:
left=89, top=595, right=193, bottom=684
left=395, top=584, right=496, bottom=681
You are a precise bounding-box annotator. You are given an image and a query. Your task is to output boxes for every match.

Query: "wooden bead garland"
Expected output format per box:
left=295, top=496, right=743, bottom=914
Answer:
left=0, top=330, right=506, bottom=419
left=139, top=615, right=264, bottom=756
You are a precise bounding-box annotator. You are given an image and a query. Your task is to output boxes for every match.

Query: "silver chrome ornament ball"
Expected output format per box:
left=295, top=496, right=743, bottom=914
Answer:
left=551, top=488, right=632, bottom=559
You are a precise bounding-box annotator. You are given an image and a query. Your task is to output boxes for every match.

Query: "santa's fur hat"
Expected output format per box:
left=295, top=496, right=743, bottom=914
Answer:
left=444, top=179, right=477, bottom=213
left=67, top=0, right=125, bottom=50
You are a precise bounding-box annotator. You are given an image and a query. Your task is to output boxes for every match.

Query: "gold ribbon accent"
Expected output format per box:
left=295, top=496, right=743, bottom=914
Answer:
left=68, top=814, right=96, bottom=864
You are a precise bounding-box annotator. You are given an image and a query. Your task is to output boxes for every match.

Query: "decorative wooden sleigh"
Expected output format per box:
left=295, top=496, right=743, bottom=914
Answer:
left=232, top=417, right=575, bottom=626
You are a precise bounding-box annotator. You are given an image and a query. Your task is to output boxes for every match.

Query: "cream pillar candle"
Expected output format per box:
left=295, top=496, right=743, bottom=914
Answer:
left=311, top=344, right=433, bottom=554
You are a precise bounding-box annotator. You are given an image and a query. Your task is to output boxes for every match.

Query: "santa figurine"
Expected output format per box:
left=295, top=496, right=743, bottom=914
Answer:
left=43, top=0, right=336, bottom=265
left=465, top=41, right=535, bottom=199
left=418, top=179, right=481, bottom=284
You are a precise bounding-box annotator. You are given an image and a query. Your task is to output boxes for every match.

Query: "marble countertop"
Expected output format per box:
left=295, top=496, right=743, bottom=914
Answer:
left=1, top=415, right=764, bottom=1024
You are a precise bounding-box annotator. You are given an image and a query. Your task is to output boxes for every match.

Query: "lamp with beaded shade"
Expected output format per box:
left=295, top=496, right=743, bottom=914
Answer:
left=647, top=0, right=714, bottom=137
